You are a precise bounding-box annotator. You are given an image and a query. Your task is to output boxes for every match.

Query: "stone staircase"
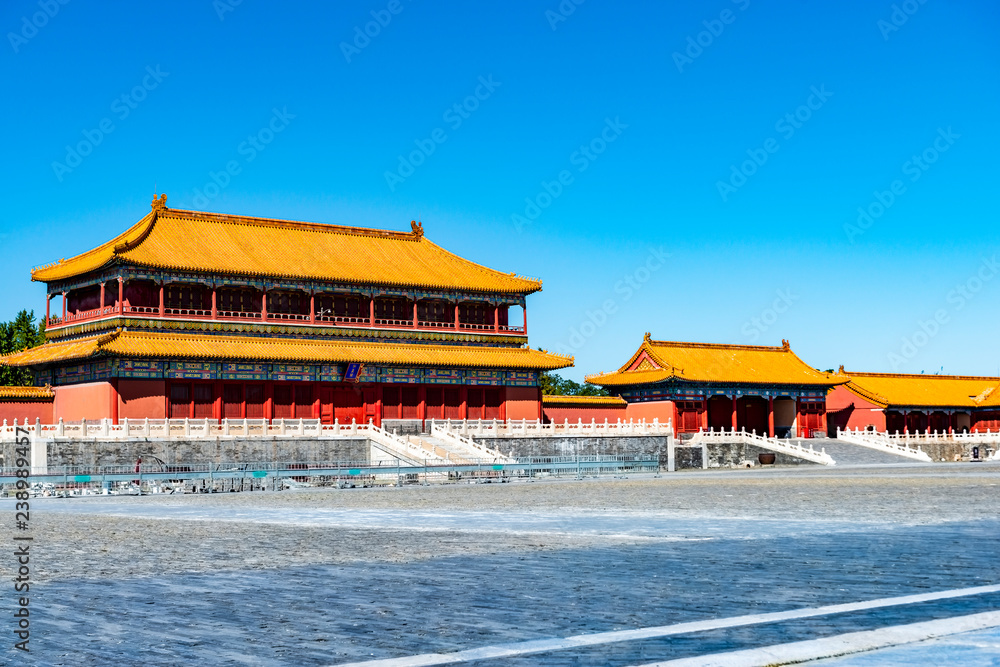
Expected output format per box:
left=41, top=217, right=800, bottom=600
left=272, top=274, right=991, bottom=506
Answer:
left=810, top=437, right=927, bottom=465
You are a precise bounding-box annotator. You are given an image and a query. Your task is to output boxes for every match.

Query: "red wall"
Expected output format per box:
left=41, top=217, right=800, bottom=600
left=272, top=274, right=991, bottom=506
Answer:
left=118, top=379, right=166, bottom=420
left=624, top=400, right=675, bottom=424
left=826, top=385, right=886, bottom=432
left=505, top=386, right=542, bottom=420
left=543, top=404, right=627, bottom=424
left=53, top=382, right=115, bottom=422
left=0, top=400, right=53, bottom=425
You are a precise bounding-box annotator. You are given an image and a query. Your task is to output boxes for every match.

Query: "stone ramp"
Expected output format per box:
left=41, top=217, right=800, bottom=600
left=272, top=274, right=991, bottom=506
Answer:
left=808, top=437, right=924, bottom=465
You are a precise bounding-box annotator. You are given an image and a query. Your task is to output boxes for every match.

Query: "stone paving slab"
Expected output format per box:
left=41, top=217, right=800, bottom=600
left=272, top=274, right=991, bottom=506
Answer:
left=1, top=465, right=998, bottom=665
left=808, top=625, right=1000, bottom=665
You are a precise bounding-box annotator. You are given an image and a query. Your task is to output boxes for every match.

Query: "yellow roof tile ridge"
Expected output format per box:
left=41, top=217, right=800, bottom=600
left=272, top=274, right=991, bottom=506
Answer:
left=542, top=394, right=627, bottom=405
left=166, top=207, right=421, bottom=241
left=648, top=338, right=789, bottom=352
left=844, top=370, right=1000, bottom=381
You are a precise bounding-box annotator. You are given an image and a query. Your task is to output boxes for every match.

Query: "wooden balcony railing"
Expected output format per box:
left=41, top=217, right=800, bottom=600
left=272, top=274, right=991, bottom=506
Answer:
left=47, top=304, right=526, bottom=335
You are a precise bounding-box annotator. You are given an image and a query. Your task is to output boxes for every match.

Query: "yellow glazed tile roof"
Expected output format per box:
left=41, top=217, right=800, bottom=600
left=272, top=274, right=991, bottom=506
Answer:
left=542, top=395, right=626, bottom=406
left=31, top=197, right=542, bottom=294
left=978, top=384, right=1000, bottom=408
left=838, top=371, right=1000, bottom=409
left=0, top=386, right=54, bottom=400
left=586, top=335, right=843, bottom=388
left=0, top=330, right=572, bottom=372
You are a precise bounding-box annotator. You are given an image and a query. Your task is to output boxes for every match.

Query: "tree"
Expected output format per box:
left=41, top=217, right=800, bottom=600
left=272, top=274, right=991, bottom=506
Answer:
left=0, top=310, right=44, bottom=386
left=538, top=371, right=610, bottom=397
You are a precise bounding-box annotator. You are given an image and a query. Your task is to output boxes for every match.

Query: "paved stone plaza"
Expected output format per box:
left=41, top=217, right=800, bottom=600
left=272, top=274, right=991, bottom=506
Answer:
left=2, top=463, right=999, bottom=665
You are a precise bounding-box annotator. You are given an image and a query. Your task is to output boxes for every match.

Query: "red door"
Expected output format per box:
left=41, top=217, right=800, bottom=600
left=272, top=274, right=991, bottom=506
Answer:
left=169, top=383, right=190, bottom=419
left=245, top=385, right=264, bottom=419
left=223, top=384, right=242, bottom=420
left=467, top=388, right=485, bottom=420
left=425, top=387, right=444, bottom=420
left=320, top=387, right=334, bottom=424
left=444, top=387, right=463, bottom=420
left=334, top=387, right=365, bottom=424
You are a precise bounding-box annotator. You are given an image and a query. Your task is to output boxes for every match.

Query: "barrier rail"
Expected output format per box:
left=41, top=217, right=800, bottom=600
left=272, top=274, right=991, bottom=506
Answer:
left=430, top=423, right=514, bottom=462
left=432, top=418, right=674, bottom=438
left=691, top=427, right=836, bottom=466
left=836, top=427, right=932, bottom=462
left=0, top=418, right=674, bottom=442
left=0, top=454, right=661, bottom=488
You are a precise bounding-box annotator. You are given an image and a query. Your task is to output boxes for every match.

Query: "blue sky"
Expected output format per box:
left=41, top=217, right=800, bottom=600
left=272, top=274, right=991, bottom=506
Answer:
left=1, top=0, right=998, bottom=381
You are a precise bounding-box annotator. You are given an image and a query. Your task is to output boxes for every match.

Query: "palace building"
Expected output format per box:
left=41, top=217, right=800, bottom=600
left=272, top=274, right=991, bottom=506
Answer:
left=0, top=195, right=572, bottom=428
left=826, top=369, right=1000, bottom=434
left=585, top=335, right=846, bottom=437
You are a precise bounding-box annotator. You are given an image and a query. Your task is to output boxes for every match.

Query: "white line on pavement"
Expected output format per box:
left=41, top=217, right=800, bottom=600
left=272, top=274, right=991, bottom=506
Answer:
left=329, top=583, right=1000, bottom=667
left=634, top=610, right=1000, bottom=666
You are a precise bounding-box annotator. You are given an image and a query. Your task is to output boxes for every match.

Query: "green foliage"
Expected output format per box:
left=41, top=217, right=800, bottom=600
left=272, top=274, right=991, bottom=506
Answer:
left=539, top=372, right=609, bottom=397
left=0, top=310, right=45, bottom=386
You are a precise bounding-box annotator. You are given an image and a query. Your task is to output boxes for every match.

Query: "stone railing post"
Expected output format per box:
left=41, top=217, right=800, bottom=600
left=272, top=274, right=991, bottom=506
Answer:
left=184, top=417, right=190, bottom=437
left=57, top=418, right=65, bottom=437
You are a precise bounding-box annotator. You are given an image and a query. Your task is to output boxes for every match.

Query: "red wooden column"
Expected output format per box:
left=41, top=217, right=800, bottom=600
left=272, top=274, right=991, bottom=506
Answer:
left=262, top=290, right=268, bottom=320
left=369, top=297, right=375, bottom=326
left=309, top=293, right=316, bottom=324
left=213, top=380, right=222, bottom=422
left=99, top=282, right=105, bottom=313
left=158, top=284, right=165, bottom=317
left=494, top=305, right=499, bottom=332
left=454, top=303, right=460, bottom=330
left=62, top=292, right=67, bottom=321
left=768, top=396, right=775, bottom=437
left=418, top=385, right=426, bottom=431
left=522, top=304, right=527, bottom=335
left=700, top=400, right=708, bottom=431
left=731, top=395, right=738, bottom=432
left=211, top=288, right=218, bottom=319
left=460, top=385, right=468, bottom=420
left=949, top=412, right=955, bottom=434
left=117, top=277, right=124, bottom=313
left=412, top=301, right=418, bottom=328
left=820, top=403, right=828, bottom=437
left=45, top=295, right=50, bottom=326
left=110, top=379, right=120, bottom=424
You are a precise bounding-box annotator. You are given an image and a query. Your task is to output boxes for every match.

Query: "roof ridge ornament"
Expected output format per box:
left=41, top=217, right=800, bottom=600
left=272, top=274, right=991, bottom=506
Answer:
left=151, top=193, right=167, bottom=212
left=643, top=332, right=652, bottom=343
left=410, top=220, right=424, bottom=237
left=782, top=338, right=790, bottom=350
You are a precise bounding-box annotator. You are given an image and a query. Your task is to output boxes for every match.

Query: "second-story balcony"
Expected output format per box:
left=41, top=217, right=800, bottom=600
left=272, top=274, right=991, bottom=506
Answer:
left=45, top=279, right=527, bottom=336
